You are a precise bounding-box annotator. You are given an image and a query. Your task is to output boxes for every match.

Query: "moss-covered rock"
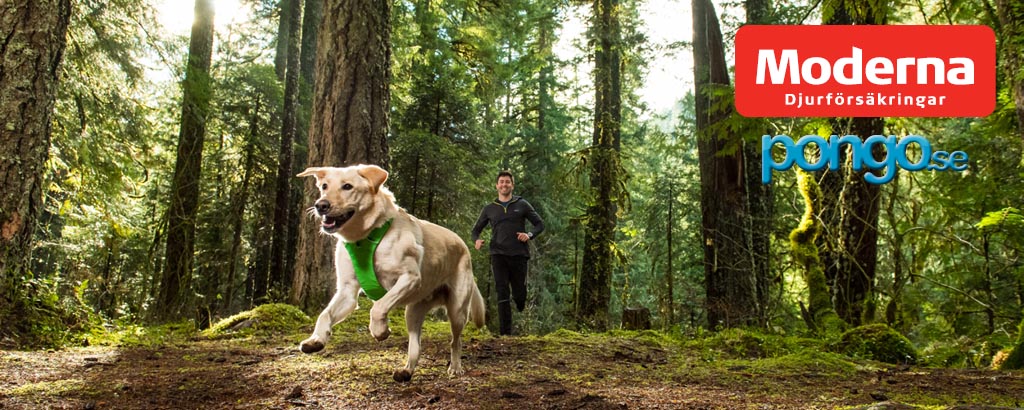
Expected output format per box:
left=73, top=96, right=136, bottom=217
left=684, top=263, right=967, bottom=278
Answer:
left=836, top=324, right=918, bottom=364
left=682, top=328, right=825, bottom=362
left=712, top=328, right=769, bottom=359
left=998, top=317, right=1024, bottom=370
left=201, top=304, right=310, bottom=340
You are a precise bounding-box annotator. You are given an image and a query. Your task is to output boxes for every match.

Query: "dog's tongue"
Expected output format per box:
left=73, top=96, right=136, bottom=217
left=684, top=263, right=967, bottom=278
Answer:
left=322, top=217, right=336, bottom=228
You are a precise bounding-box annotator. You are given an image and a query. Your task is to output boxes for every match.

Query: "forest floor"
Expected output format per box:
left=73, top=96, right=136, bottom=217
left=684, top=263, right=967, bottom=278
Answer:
left=2, top=304, right=1023, bottom=410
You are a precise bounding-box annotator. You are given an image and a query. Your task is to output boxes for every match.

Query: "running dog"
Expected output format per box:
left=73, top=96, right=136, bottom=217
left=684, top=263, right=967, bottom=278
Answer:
left=297, top=164, right=485, bottom=382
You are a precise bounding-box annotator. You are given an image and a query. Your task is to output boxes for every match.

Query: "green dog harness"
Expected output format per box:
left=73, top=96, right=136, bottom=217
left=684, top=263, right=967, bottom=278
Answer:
left=344, top=219, right=393, bottom=301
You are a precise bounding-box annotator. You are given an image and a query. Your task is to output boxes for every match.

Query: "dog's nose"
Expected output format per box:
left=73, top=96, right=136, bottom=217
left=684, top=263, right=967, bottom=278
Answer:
left=315, top=200, right=331, bottom=215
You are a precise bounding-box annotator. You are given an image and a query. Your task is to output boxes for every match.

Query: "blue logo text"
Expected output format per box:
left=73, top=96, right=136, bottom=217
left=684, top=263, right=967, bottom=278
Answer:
left=762, top=134, right=968, bottom=184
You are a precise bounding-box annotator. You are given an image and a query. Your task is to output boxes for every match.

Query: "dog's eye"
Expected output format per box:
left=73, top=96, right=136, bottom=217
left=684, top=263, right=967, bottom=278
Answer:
left=342, top=183, right=353, bottom=191
left=321, top=183, right=327, bottom=191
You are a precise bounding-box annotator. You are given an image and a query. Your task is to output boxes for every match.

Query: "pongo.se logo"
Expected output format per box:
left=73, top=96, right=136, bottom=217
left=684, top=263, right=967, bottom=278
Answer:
left=734, top=25, right=995, bottom=118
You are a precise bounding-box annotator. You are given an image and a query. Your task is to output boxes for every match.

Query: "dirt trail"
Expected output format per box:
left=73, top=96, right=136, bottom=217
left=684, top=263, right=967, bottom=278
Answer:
left=3, top=329, right=1024, bottom=410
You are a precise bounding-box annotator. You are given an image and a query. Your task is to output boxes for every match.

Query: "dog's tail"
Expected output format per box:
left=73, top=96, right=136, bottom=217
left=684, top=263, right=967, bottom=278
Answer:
left=470, top=282, right=485, bottom=328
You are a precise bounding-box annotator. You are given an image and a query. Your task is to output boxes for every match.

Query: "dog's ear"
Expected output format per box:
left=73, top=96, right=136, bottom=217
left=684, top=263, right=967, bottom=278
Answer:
left=297, top=167, right=327, bottom=180
left=357, top=165, right=388, bottom=194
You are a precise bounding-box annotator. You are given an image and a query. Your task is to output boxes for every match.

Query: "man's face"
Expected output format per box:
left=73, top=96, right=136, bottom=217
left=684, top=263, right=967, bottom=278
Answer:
left=496, top=176, right=514, bottom=196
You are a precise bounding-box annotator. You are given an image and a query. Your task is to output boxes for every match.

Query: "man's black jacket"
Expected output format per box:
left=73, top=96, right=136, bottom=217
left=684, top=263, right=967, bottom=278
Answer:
left=471, top=196, right=544, bottom=257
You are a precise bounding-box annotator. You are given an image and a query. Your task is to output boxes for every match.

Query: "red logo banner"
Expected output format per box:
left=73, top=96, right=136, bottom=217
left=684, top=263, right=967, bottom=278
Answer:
left=735, top=25, right=995, bottom=118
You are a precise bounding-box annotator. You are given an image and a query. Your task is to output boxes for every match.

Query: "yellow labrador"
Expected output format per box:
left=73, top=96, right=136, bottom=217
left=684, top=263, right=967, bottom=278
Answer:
left=296, top=164, right=485, bottom=381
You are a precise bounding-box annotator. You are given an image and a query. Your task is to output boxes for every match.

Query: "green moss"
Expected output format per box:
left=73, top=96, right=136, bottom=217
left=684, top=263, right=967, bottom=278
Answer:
left=606, top=329, right=675, bottom=347
left=7, top=378, right=92, bottom=397
left=789, top=170, right=843, bottom=336
left=744, top=350, right=858, bottom=377
left=544, top=328, right=587, bottom=340
left=884, top=390, right=1020, bottom=408
left=117, top=321, right=197, bottom=347
left=999, top=317, right=1024, bottom=370
left=999, top=341, right=1024, bottom=370
left=836, top=324, right=918, bottom=364
left=683, top=328, right=825, bottom=360
left=201, top=303, right=310, bottom=340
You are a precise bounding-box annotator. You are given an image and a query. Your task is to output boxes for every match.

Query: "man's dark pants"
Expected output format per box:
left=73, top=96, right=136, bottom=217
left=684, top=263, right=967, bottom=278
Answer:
left=491, top=254, right=528, bottom=335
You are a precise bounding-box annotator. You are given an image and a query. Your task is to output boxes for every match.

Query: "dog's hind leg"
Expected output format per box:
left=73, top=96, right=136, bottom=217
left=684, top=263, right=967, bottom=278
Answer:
left=445, top=296, right=470, bottom=377
left=393, top=299, right=431, bottom=382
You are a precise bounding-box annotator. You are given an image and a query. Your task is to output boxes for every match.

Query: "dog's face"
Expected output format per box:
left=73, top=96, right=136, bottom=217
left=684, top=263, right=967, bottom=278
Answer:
left=297, top=165, right=389, bottom=234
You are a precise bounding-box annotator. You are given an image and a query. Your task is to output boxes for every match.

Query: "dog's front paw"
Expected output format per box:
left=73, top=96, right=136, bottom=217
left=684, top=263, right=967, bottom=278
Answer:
left=299, top=336, right=325, bottom=354
left=392, top=368, right=412, bottom=382
left=447, top=364, right=465, bottom=378
left=369, top=320, right=391, bottom=341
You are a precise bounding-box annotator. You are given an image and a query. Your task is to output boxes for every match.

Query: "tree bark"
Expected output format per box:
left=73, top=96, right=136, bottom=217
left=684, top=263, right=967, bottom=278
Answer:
left=745, top=0, right=773, bottom=328
left=249, top=175, right=275, bottom=305
left=813, top=0, right=887, bottom=327
left=157, top=0, right=215, bottom=321
left=287, top=0, right=323, bottom=285
left=665, top=184, right=675, bottom=327
left=224, top=96, right=262, bottom=313
left=270, top=0, right=304, bottom=299
left=0, top=0, right=72, bottom=338
left=996, top=0, right=1024, bottom=145
left=576, top=0, right=622, bottom=332
left=818, top=118, right=884, bottom=327
left=290, top=0, right=392, bottom=311
left=791, top=170, right=842, bottom=335
left=274, top=0, right=291, bottom=81
left=693, top=0, right=757, bottom=329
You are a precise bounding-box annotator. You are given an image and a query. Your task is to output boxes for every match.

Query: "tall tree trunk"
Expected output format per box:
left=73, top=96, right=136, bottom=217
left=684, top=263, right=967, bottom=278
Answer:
left=745, top=0, right=773, bottom=328
left=576, top=0, right=622, bottom=331
left=157, top=0, right=215, bottom=321
left=0, top=0, right=72, bottom=339
left=665, top=183, right=675, bottom=327
left=290, top=0, right=392, bottom=311
left=250, top=175, right=275, bottom=305
left=98, top=229, right=118, bottom=317
left=270, top=0, right=304, bottom=299
left=815, top=1, right=886, bottom=327
left=274, top=0, right=291, bottom=81
left=224, top=96, right=262, bottom=313
left=287, top=0, right=322, bottom=295
left=693, top=0, right=757, bottom=329
left=819, top=117, right=884, bottom=327
left=147, top=205, right=167, bottom=306
left=884, top=176, right=903, bottom=328
left=996, top=0, right=1024, bottom=144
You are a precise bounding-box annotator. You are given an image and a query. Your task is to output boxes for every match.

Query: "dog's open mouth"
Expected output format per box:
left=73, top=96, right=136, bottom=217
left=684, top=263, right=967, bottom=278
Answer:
left=321, top=210, right=355, bottom=232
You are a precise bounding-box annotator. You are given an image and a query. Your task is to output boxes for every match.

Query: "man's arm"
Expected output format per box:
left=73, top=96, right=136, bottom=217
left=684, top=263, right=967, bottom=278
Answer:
left=471, top=207, right=489, bottom=241
left=523, top=200, right=544, bottom=238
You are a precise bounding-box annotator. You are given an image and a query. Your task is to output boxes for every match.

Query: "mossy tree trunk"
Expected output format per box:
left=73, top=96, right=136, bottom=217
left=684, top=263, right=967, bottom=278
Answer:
left=791, top=170, right=843, bottom=335
left=996, top=0, right=1024, bottom=145
left=576, top=0, right=623, bottom=332
left=0, top=0, right=72, bottom=341
left=817, top=1, right=887, bottom=327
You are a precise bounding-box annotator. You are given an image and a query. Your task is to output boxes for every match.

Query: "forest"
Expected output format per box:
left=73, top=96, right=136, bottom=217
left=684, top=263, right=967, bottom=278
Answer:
left=2, top=0, right=1024, bottom=408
